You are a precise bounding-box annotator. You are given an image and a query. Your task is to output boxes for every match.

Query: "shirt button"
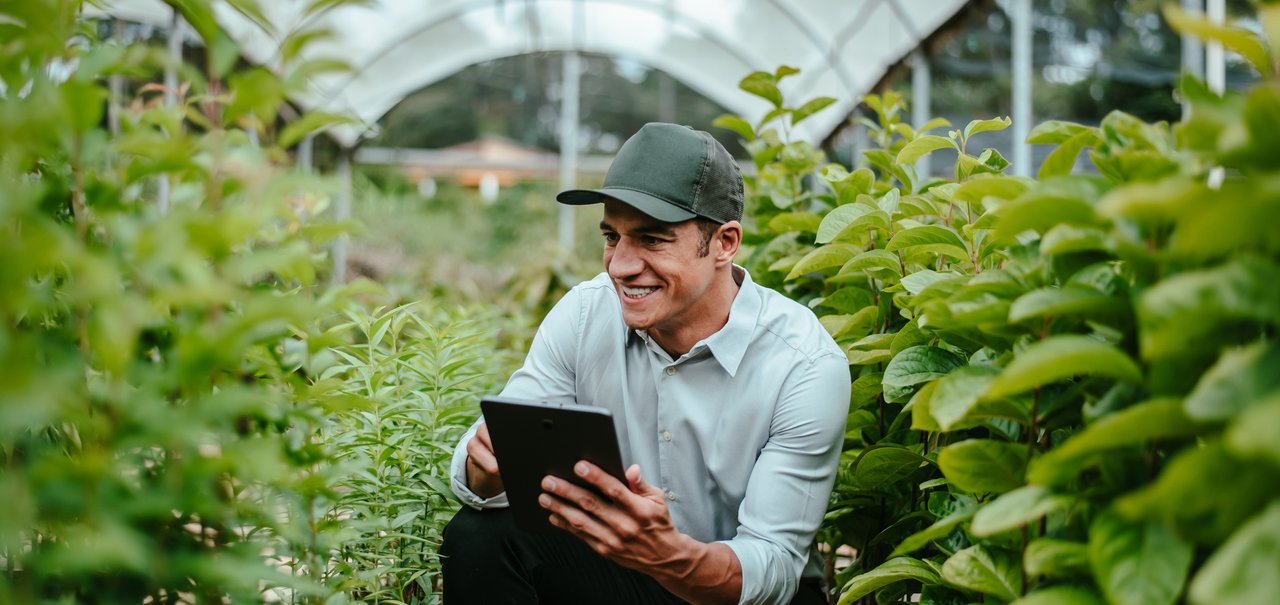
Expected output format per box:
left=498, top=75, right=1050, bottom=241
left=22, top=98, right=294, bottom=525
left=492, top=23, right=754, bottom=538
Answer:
left=665, top=366, right=677, bottom=376
left=666, top=490, right=678, bottom=501
left=662, top=431, right=672, bottom=442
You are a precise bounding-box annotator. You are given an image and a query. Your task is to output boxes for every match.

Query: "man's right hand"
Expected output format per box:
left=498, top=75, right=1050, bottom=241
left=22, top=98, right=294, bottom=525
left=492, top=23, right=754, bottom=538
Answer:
left=465, top=423, right=505, bottom=498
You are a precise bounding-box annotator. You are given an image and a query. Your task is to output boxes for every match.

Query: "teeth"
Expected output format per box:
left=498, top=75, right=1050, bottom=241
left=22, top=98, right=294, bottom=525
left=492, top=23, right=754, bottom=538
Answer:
left=621, top=285, right=657, bottom=298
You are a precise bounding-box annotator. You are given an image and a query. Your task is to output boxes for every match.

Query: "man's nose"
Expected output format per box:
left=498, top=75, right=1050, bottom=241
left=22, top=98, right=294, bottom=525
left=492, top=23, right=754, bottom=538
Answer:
left=607, top=239, right=643, bottom=277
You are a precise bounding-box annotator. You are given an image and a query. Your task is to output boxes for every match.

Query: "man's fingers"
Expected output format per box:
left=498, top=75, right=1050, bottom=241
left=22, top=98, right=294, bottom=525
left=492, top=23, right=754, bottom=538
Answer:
left=474, top=423, right=494, bottom=449
left=466, top=438, right=499, bottom=474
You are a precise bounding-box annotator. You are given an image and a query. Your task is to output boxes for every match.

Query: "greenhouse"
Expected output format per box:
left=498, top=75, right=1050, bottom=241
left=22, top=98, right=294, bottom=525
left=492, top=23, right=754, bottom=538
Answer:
left=2, top=0, right=1278, bottom=604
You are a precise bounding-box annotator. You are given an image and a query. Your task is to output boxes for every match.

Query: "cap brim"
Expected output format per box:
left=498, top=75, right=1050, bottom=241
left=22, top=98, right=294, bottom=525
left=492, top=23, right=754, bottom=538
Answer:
left=557, top=187, right=697, bottom=223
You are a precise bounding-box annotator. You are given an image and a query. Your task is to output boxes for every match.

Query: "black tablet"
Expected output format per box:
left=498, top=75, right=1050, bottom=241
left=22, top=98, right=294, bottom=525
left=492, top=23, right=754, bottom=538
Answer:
left=479, top=396, right=627, bottom=534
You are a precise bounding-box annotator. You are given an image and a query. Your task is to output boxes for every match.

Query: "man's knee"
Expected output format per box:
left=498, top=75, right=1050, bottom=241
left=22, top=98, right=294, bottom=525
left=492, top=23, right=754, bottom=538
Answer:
left=440, top=505, right=516, bottom=563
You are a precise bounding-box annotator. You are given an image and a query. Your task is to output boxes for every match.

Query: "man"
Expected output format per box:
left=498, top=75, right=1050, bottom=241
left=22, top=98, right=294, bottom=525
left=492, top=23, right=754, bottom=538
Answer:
left=441, top=122, right=850, bottom=605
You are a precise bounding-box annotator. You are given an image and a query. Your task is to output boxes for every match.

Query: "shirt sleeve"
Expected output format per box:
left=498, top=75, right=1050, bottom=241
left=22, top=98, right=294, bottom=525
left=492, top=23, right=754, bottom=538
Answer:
left=720, top=351, right=852, bottom=605
left=449, top=286, right=583, bottom=509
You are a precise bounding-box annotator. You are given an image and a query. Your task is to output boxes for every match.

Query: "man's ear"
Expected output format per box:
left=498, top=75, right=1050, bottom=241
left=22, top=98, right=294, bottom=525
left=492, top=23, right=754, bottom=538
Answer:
left=715, top=221, right=742, bottom=266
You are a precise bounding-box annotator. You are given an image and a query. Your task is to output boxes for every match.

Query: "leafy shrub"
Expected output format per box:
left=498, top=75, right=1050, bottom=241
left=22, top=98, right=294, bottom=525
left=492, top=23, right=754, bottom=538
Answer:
left=721, top=4, right=1280, bottom=603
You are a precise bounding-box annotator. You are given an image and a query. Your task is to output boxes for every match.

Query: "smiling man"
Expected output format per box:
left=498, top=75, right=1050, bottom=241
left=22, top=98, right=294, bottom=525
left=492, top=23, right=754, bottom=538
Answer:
left=442, top=123, right=850, bottom=605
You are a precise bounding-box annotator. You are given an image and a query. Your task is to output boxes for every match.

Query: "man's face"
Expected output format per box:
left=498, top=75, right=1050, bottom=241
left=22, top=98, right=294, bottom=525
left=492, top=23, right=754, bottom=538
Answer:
left=600, top=200, right=723, bottom=340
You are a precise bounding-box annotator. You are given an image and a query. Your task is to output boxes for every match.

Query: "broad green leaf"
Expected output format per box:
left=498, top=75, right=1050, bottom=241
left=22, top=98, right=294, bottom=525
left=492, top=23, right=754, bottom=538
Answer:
left=1039, top=224, right=1110, bottom=256
left=1011, top=586, right=1104, bottom=605
left=1038, top=129, right=1099, bottom=179
left=837, top=557, right=941, bottom=605
left=1008, top=286, right=1128, bottom=323
left=849, top=445, right=930, bottom=492
left=994, top=177, right=1105, bottom=240
left=1188, top=502, right=1280, bottom=605
left=847, top=348, right=893, bottom=366
left=900, top=270, right=960, bottom=296
left=280, top=111, right=352, bottom=148
left=791, top=96, right=836, bottom=125
left=890, top=319, right=931, bottom=355
left=952, top=175, right=1033, bottom=206
left=885, top=225, right=970, bottom=261
left=919, top=117, right=952, bottom=133
left=817, top=204, right=874, bottom=243
left=1095, top=176, right=1204, bottom=222
left=896, top=135, right=958, bottom=165
left=1169, top=180, right=1280, bottom=258
left=964, top=116, right=1012, bottom=140
left=850, top=372, right=884, bottom=409
left=1184, top=340, right=1280, bottom=422
left=712, top=114, right=755, bottom=141
left=1164, top=4, right=1272, bottom=75
left=972, top=485, right=1073, bottom=537
left=1024, top=540, right=1091, bottom=579
left=785, top=243, right=859, bottom=280
left=839, top=249, right=902, bottom=278
left=1026, top=120, right=1092, bottom=145
left=882, top=345, right=965, bottom=403
left=1089, top=510, right=1192, bottom=605
left=738, top=71, right=782, bottom=108
left=818, top=287, right=875, bottom=314
left=768, top=211, right=821, bottom=234
left=774, top=65, right=800, bottom=79
left=941, top=545, right=1021, bottom=602
left=1226, top=392, right=1280, bottom=466
left=1138, top=257, right=1280, bottom=359
left=909, top=380, right=943, bottom=431
left=889, top=504, right=978, bottom=558
left=929, top=365, right=1030, bottom=431
left=983, top=336, right=1141, bottom=400
left=938, top=439, right=1026, bottom=494
left=1029, top=398, right=1201, bottom=485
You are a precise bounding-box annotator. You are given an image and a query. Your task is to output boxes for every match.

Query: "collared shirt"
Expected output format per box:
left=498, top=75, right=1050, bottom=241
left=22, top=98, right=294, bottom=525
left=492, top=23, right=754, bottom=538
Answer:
left=449, top=267, right=851, bottom=605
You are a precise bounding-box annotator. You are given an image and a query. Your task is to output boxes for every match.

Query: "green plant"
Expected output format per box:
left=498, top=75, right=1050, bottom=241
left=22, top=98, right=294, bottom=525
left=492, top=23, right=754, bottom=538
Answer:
left=313, top=300, right=523, bottom=604
left=720, top=3, right=1280, bottom=601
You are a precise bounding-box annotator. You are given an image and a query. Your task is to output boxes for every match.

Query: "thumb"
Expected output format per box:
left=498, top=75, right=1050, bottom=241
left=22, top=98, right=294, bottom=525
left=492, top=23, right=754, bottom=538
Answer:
left=626, top=464, right=661, bottom=496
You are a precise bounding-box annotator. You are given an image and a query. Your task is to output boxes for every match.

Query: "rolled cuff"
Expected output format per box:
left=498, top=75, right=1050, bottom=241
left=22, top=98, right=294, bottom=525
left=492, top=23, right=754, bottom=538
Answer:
left=720, top=538, right=799, bottom=605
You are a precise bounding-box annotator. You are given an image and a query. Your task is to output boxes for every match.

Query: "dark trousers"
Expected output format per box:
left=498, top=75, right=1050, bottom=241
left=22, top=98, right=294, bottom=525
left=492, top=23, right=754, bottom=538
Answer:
left=439, top=506, right=829, bottom=605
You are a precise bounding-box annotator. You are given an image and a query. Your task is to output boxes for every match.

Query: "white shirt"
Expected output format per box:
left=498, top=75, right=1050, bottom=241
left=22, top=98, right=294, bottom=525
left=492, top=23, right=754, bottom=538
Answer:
left=450, top=267, right=851, bottom=605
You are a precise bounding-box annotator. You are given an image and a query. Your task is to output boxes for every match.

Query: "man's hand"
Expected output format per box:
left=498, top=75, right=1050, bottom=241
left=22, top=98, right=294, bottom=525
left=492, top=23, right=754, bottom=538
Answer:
left=539, top=462, right=742, bottom=605
left=464, top=423, right=504, bottom=498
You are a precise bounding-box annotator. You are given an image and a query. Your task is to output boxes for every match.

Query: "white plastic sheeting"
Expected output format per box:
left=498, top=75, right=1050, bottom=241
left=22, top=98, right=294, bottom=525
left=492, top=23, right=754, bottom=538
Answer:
left=89, top=0, right=976, bottom=147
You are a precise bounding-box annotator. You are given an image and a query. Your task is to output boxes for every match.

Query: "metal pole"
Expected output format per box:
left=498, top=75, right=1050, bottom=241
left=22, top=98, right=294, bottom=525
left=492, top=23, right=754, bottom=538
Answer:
left=1181, top=0, right=1205, bottom=119
left=108, top=19, right=123, bottom=137
left=159, top=12, right=182, bottom=214
left=1011, top=0, right=1032, bottom=177
left=298, top=133, right=314, bottom=173
left=558, top=50, right=581, bottom=254
left=331, top=148, right=352, bottom=286
left=1206, top=0, right=1225, bottom=94
left=911, top=50, right=932, bottom=178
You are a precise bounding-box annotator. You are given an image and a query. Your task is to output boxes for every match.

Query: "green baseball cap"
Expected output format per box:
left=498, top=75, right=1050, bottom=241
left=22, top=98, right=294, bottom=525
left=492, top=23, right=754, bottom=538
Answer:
left=557, top=122, right=743, bottom=224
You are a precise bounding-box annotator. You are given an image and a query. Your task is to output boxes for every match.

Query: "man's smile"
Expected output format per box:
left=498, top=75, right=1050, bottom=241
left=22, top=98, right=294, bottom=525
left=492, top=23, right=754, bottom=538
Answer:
left=620, top=285, right=659, bottom=299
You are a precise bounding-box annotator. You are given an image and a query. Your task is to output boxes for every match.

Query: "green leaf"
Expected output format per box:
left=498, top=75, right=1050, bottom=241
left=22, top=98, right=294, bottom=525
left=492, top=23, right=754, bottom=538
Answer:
left=941, top=545, right=1021, bottom=602
left=280, top=111, right=353, bottom=148
left=792, top=96, right=836, bottom=125
left=1024, top=540, right=1091, bottom=579
left=1040, top=224, right=1110, bottom=256
left=1188, top=502, right=1280, bottom=605
left=1008, top=286, right=1128, bottom=324
left=896, top=135, right=958, bottom=165
left=983, top=336, right=1141, bottom=400
left=785, top=243, right=860, bottom=280
left=1184, top=340, right=1280, bottom=422
left=850, top=373, right=884, bottom=409
left=938, top=439, right=1026, bottom=494
left=1226, top=392, right=1280, bottom=466
left=839, top=249, right=902, bottom=278
left=994, top=177, right=1105, bottom=240
left=890, top=319, right=932, bottom=355
left=952, top=175, right=1033, bottom=207
left=817, top=204, right=879, bottom=244
left=1026, top=120, right=1092, bottom=145
left=768, top=211, right=821, bottom=234
left=900, top=270, right=961, bottom=296
left=738, top=71, right=783, bottom=108
left=818, top=287, right=875, bottom=314
left=1138, top=257, right=1280, bottom=360
left=837, top=557, right=941, bottom=605
left=849, top=445, right=930, bottom=492
left=882, top=345, right=965, bottom=403
left=1089, top=510, right=1192, bottom=605
left=929, top=365, right=1030, bottom=431
left=963, top=116, right=1012, bottom=140
left=889, top=504, right=978, bottom=558
left=712, top=114, right=755, bottom=141
left=885, top=225, right=970, bottom=261
left=910, top=380, right=943, bottom=431
left=1038, top=129, right=1100, bottom=178
left=972, top=485, right=1073, bottom=537
left=1164, top=4, right=1272, bottom=75
left=1029, top=398, right=1202, bottom=485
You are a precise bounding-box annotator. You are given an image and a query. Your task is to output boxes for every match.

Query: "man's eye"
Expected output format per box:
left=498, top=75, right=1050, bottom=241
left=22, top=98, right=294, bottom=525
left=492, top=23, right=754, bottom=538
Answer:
left=602, top=233, right=619, bottom=244
left=641, top=236, right=664, bottom=246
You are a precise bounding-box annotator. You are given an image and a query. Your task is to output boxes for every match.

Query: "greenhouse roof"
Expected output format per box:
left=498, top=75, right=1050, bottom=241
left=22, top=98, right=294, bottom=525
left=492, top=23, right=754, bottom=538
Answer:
left=92, top=0, right=980, bottom=147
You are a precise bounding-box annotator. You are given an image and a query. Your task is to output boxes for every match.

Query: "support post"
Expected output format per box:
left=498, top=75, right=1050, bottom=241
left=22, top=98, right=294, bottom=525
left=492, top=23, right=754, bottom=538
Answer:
left=1011, top=0, right=1032, bottom=177
left=299, top=133, right=314, bottom=174
left=1181, top=0, right=1205, bottom=119
left=108, top=19, right=123, bottom=137
left=331, top=148, right=353, bottom=286
left=558, top=51, right=581, bottom=254
left=159, top=12, right=183, bottom=214
left=1206, top=0, right=1225, bottom=94
left=911, top=50, right=932, bottom=178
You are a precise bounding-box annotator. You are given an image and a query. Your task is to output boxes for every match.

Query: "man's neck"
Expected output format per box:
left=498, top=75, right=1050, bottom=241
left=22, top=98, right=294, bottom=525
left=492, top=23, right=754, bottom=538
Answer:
left=648, top=268, right=742, bottom=358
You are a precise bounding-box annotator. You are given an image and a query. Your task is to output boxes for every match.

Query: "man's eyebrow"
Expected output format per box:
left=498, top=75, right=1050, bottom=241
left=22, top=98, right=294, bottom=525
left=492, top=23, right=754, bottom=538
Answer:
left=598, top=221, right=678, bottom=237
